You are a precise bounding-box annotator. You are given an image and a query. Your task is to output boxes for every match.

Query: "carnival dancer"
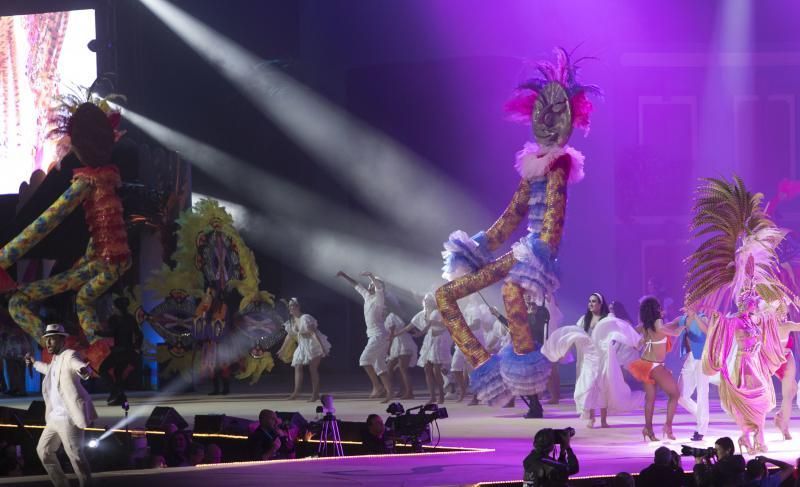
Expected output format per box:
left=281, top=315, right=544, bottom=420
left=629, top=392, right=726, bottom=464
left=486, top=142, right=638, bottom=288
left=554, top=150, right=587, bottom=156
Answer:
left=542, top=292, right=643, bottom=428
left=435, top=48, right=600, bottom=405
left=337, top=271, right=393, bottom=402
left=685, top=177, right=794, bottom=454
left=385, top=311, right=418, bottom=400
left=676, top=312, right=713, bottom=442
left=413, top=293, right=453, bottom=405
left=278, top=298, right=331, bottom=402
left=627, top=296, right=685, bottom=441
left=25, top=324, right=97, bottom=487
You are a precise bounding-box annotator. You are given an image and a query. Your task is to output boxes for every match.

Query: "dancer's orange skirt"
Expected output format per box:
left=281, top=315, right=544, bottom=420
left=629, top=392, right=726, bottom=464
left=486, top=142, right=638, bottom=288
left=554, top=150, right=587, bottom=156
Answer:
left=627, top=359, right=657, bottom=385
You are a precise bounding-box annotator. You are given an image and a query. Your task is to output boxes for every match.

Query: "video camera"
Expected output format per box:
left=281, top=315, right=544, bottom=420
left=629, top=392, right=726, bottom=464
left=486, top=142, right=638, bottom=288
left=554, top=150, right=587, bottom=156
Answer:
left=681, top=445, right=716, bottom=458
left=384, top=403, right=448, bottom=452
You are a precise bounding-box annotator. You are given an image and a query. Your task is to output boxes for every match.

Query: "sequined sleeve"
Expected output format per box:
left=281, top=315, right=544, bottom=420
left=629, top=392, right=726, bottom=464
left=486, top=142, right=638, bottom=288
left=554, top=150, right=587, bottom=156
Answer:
left=0, top=178, right=91, bottom=268
left=484, top=178, right=532, bottom=251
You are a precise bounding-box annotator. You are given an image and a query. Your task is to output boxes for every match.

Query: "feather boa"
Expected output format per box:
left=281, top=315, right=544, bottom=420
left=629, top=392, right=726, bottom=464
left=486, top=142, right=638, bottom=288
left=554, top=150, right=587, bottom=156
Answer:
left=514, top=142, right=585, bottom=183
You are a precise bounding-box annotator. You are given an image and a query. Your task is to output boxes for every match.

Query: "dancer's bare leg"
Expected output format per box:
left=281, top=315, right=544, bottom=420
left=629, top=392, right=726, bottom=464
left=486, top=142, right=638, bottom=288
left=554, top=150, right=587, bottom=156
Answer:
left=398, top=355, right=414, bottom=399
left=308, top=357, right=321, bottom=402
left=455, top=371, right=468, bottom=402
left=378, top=371, right=393, bottom=403
left=288, top=365, right=303, bottom=400
left=434, top=365, right=446, bottom=404
left=387, top=357, right=399, bottom=397
left=652, top=366, right=679, bottom=438
left=363, top=365, right=383, bottom=397
left=546, top=363, right=560, bottom=404
left=600, top=408, right=609, bottom=428
left=643, top=382, right=658, bottom=440
left=424, top=363, right=436, bottom=404
left=777, top=358, right=796, bottom=440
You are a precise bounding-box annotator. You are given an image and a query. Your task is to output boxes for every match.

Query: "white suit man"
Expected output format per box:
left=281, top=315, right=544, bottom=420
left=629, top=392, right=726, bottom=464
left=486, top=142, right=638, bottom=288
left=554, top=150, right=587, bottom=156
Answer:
left=25, top=323, right=97, bottom=487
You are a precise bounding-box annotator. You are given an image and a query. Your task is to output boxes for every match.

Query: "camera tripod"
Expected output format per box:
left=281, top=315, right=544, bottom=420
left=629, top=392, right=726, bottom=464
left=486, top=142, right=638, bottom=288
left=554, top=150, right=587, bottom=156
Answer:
left=317, top=413, right=343, bottom=457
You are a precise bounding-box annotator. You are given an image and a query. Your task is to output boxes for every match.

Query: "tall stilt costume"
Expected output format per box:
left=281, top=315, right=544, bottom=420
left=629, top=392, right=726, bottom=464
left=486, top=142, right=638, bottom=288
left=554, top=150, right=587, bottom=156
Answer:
left=686, top=176, right=795, bottom=454
left=435, top=48, right=600, bottom=405
left=0, top=94, right=129, bottom=352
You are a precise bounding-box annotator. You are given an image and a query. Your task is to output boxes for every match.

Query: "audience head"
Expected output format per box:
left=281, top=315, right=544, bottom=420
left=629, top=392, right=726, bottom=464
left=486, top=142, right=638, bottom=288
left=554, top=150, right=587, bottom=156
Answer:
left=653, top=446, right=672, bottom=466
left=166, top=430, right=189, bottom=455
left=745, top=458, right=767, bottom=480
left=188, top=442, right=205, bottom=465
left=258, top=409, right=281, bottom=430
left=163, top=423, right=178, bottom=436
left=205, top=444, right=222, bottom=464
left=611, top=472, right=635, bottom=487
left=149, top=454, right=167, bottom=468
left=366, top=414, right=385, bottom=437
left=714, top=437, right=735, bottom=460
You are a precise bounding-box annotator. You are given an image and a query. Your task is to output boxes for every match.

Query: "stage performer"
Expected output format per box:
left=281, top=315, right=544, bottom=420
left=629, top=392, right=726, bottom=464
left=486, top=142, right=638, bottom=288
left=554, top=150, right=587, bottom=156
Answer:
left=685, top=176, right=795, bottom=455
left=542, top=292, right=643, bottom=428
left=676, top=312, right=712, bottom=442
left=413, top=293, right=453, bottom=405
left=337, top=270, right=393, bottom=402
left=279, top=298, right=330, bottom=402
left=385, top=311, right=418, bottom=400
left=97, top=296, right=143, bottom=405
left=0, top=95, right=129, bottom=352
left=450, top=298, right=491, bottom=403
left=435, top=47, right=600, bottom=405
left=627, top=296, right=684, bottom=441
left=24, top=323, right=97, bottom=487
left=773, top=315, right=800, bottom=440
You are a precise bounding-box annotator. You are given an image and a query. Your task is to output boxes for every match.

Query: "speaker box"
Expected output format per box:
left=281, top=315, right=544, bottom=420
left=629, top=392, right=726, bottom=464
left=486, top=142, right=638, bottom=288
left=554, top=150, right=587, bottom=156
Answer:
left=145, top=406, right=188, bottom=431
left=26, top=400, right=45, bottom=425
left=0, top=406, right=28, bottom=426
left=194, top=414, right=253, bottom=436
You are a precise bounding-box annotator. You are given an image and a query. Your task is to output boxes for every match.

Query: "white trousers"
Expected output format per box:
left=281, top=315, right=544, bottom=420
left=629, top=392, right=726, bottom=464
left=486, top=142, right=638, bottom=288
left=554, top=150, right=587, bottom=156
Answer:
left=678, top=354, right=710, bottom=435
left=359, top=333, right=389, bottom=376
left=37, top=418, right=92, bottom=487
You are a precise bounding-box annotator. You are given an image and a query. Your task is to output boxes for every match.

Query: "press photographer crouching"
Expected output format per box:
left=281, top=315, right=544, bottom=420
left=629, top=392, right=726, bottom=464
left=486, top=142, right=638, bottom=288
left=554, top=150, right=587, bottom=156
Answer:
left=361, top=414, right=395, bottom=454
left=688, top=437, right=745, bottom=486
left=523, top=427, right=578, bottom=487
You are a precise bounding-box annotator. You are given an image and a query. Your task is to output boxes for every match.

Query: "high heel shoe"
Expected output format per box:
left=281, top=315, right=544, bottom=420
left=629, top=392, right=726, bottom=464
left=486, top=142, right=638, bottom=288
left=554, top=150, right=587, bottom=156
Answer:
left=753, top=429, right=769, bottom=453
left=642, top=427, right=659, bottom=442
left=738, top=434, right=755, bottom=455
left=662, top=425, right=676, bottom=441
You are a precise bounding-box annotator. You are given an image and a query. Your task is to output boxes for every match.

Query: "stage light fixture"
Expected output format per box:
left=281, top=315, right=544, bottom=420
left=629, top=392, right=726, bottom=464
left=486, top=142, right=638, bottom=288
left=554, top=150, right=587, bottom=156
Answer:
left=87, top=439, right=99, bottom=448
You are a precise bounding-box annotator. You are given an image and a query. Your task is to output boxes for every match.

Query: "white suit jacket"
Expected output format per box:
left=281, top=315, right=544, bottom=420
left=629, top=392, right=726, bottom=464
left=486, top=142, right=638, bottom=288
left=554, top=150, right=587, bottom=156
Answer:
left=33, top=349, right=98, bottom=429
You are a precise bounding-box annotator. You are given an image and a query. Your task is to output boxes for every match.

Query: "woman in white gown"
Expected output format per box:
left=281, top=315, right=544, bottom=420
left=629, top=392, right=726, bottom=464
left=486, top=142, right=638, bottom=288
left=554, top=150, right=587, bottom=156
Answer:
left=413, top=293, right=453, bottom=404
left=385, top=312, right=418, bottom=399
left=542, top=293, right=643, bottom=428
left=279, top=298, right=331, bottom=401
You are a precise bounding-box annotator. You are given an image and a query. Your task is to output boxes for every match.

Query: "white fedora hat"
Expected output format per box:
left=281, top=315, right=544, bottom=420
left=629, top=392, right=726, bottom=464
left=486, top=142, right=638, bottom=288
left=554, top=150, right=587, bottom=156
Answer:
left=42, top=323, right=69, bottom=337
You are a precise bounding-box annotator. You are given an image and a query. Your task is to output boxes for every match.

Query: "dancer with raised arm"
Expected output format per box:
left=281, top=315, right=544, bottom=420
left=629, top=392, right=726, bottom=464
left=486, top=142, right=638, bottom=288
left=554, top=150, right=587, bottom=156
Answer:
left=435, top=48, right=600, bottom=405
left=337, top=271, right=393, bottom=402
left=627, top=297, right=685, bottom=441
left=685, top=177, right=794, bottom=454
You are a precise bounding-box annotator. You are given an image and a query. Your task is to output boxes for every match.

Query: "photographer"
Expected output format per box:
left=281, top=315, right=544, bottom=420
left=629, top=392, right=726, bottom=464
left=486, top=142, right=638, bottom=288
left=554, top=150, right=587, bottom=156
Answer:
left=692, top=437, right=745, bottom=487
left=247, top=409, right=297, bottom=460
left=744, top=456, right=793, bottom=486
left=638, top=447, right=684, bottom=486
left=361, top=414, right=395, bottom=454
left=523, top=428, right=578, bottom=487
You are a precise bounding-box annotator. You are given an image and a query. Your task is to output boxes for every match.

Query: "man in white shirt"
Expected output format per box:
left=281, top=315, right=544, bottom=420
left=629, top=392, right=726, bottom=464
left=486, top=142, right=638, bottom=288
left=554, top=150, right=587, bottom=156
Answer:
left=337, top=271, right=393, bottom=402
left=24, top=323, right=97, bottom=487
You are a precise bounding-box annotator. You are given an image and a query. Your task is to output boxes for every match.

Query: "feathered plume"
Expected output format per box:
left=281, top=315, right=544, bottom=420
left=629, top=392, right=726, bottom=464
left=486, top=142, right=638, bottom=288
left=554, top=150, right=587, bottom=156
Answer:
left=684, top=176, right=796, bottom=310
left=504, top=47, right=602, bottom=132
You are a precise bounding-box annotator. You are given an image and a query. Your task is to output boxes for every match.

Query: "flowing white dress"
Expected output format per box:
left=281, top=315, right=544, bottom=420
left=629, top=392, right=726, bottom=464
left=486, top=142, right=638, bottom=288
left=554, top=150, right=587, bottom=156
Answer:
left=283, top=314, right=331, bottom=366
left=385, top=313, right=418, bottom=366
left=542, top=316, right=642, bottom=418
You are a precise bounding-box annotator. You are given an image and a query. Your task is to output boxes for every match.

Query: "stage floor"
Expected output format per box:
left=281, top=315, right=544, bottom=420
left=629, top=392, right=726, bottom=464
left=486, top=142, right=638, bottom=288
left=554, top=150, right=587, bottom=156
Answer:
left=3, top=385, right=800, bottom=486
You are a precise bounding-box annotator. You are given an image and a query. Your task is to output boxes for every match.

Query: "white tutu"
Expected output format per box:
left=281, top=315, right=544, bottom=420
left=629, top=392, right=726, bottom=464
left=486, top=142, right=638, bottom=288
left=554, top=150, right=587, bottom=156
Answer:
left=384, top=313, right=418, bottom=366
left=412, top=310, right=452, bottom=367
left=284, top=315, right=331, bottom=366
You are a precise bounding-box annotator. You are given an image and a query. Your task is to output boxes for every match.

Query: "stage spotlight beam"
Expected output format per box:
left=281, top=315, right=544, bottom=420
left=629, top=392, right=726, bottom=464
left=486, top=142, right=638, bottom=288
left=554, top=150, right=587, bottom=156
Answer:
left=138, top=0, right=489, bottom=243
